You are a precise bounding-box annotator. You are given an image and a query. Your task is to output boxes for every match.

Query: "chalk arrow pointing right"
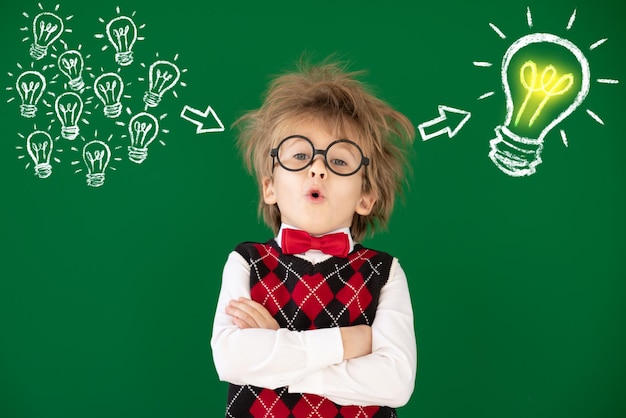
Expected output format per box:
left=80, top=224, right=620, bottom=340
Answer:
left=180, top=104, right=225, bottom=134
left=418, top=105, right=471, bottom=141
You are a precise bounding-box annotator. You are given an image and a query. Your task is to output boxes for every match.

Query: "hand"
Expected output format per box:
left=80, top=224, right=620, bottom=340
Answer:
left=225, top=297, right=280, bottom=330
left=340, top=325, right=372, bottom=360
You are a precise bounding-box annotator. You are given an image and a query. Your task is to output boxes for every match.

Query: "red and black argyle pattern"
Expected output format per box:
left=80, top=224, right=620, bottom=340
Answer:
left=224, top=240, right=397, bottom=418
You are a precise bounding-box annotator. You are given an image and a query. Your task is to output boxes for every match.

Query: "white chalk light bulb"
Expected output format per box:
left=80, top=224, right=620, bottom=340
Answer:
left=143, top=60, right=180, bottom=108
left=16, top=71, right=46, bottom=118
left=94, top=72, right=124, bottom=118
left=55, top=92, right=83, bottom=140
left=83, top=140, right=111, bottom=187
left=58, top=50, right=85, bottom=91
left=30, top=12, right=64, bottom=60
left=105, top=16, right=137, bottom=66
left=26, top=130, right=54, bottom=179
left=128, top=112, right=159, bottom=164
left=489, top=33, right=590, bottom=177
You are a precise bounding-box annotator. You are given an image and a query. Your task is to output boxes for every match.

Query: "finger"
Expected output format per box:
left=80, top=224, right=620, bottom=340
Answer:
left=231, top=316, right=251, bottom=329
left=237, top=298, right=276, bottom=323
left=225, top=302, right=259, bottom=328
left=233, top=298, right=279, bottom=330
left=233, top=298, right=267, bottom=320
left=239, top=299, right=280, bottom=330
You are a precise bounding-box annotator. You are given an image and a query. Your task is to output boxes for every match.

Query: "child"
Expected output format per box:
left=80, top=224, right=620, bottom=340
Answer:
left=211, top=58, right=417, bottom=417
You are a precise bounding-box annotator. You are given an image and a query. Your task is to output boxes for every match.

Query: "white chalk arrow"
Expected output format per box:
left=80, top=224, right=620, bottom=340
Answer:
left=418, top=105, right=471, bottom=141
left=180, top=104, right=225, bottom=134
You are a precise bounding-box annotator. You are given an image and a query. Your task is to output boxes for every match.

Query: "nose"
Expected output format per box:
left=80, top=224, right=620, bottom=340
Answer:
left=308, top=154, right=327, bottom=179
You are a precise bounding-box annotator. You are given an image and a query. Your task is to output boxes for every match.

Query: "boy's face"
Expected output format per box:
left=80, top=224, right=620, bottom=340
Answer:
left=262, top=118, right=376, bottom=237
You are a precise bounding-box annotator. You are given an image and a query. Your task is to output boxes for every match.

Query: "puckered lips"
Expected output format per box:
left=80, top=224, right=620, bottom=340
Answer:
left=306, top=186, right=324, bottom=202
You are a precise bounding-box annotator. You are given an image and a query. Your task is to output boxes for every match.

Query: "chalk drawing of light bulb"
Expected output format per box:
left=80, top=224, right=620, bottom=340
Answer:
left=16, top=70, right=46, bottom=118
left=83, top=140, right=111, bottom=187
left=143, top=60, right=180, bottom=108
left=55, top=92, right=83, bottom=140
left=128, top=112, right=159, bottom=164
left=94, top=72, right=124, bottom=118
left=105, top=16, right=137, bottom=66
left=489, top=33, right=590, bottom=177
left=58, top=50, right=85, bottom=91
left=26, top=130, right=54, bottom=179
left=30, top=12, right=64, bottom=60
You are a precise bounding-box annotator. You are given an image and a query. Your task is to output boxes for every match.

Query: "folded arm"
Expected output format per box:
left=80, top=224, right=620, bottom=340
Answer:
left=210, top=251, right=417, bottom=406
left=287, top=260, right=417, bottom=407
left=211, top=251, right=346, bottom=388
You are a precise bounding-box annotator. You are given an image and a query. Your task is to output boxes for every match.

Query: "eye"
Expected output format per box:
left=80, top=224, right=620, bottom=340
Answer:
left=293, top=153, right=310, bottom=161
left=329, top=158, right=348, bottom=166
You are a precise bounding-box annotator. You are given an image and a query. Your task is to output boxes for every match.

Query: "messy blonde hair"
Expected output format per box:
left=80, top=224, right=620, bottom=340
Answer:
left=234, top=58, right=415, bottom=241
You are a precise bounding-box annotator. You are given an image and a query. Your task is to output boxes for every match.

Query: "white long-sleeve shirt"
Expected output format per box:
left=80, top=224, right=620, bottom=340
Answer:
left=210, top=225, right=417, bottom=407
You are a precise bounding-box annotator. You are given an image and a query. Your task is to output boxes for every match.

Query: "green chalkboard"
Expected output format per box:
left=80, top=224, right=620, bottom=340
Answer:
left=1, top=0, right=624, bottom=417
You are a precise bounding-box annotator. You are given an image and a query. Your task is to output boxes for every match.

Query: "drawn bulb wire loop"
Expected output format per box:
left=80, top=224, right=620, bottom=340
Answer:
left=20, top=81, right=42, bottom=103
left=113, top=26, right=130, bottom=44
left=154, top=70, right=173, bottom=91
left=86, top=150, right=105, bottom=169
left=515, top=60, right=574, bottom=127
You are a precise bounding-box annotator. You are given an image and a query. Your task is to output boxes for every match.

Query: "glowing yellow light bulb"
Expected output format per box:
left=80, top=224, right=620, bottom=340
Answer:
left=489, top=33, right=590, bottom=177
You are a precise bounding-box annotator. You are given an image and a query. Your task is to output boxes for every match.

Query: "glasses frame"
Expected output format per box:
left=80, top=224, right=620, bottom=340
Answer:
left=270, top=135, right=370, bottom=177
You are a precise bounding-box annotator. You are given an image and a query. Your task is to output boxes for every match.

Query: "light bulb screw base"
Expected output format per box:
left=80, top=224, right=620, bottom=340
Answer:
left=34, top=163, right=52, bottom=179
left=115, top=52, right=134, bottom=67
left=29, top=43, right=47, bottom=60
left=68, top=77, right=85, bottom=92
left=128, top=146, right=148, bottom=164
left=20, top=104, right=37, bottom=118
left=86, top=173, right=105, bottom=187
left=143, top=91, right=161, bottom=108
left=489, top=126, right=544, bottom=177
left=61, top=126, right=80, bottom=140
left=103, top=103, right=122, bottom=118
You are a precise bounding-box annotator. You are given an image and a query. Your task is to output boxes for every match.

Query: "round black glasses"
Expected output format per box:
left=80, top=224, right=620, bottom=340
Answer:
left=270, top=135, right=370, bottom=176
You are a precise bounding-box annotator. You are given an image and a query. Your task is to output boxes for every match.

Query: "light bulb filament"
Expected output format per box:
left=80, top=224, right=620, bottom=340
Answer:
left=152, top=69, right=174, bottom=94
left=19, top=81, right=42, bottom=103
left=515, top=60, right=574, bottom=128
left=37, top=20, right=60, bottom=44
left=97, top=80, right=119, bottom=103
left=31, top=141, right=49, bottom=160
left=86, top=150, right=106, bottom=171
left=58, top=102, right=78, bottom=123
left=113, top=25, right=131, bottom=52
left=60, top=57, right=79, bottom=75
left=132, top=121, right=154, bottom=146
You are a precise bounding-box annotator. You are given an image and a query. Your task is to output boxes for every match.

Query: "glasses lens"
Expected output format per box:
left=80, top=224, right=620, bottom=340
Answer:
left=277, top=136, right=313, bottom=171
left=326, top=141, right=364, bottom=175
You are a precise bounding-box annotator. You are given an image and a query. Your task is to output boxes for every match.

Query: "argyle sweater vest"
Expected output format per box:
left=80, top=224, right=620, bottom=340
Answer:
left=225, top=240, right=397, bottom=418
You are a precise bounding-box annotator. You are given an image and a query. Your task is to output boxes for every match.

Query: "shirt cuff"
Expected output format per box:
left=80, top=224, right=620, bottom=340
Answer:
left=303, top=326, right=343, bottom=371
left=287, top=327, right=342, bottom=393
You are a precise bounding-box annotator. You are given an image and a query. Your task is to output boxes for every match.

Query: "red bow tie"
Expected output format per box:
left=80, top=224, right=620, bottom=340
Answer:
left=281, top=229, right=350, bottom=258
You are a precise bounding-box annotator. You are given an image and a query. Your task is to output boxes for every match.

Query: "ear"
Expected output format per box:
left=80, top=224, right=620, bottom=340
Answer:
left=355, top=191, right=376, bottom=216
left=262, top=176, right=277, bottom=205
